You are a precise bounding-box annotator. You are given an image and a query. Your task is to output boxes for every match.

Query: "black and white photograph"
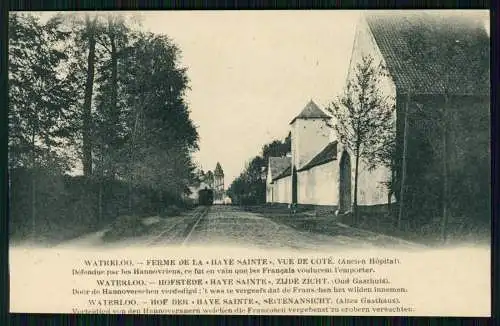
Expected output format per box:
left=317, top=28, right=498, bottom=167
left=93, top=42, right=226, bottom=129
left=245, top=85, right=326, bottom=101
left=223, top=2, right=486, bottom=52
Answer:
left=7, top=10, right=491, bottom=316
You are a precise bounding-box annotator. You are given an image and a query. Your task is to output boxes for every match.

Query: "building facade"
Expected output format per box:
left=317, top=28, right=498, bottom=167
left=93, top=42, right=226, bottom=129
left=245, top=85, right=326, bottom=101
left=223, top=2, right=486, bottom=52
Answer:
left=266, top=12, right=489, bottom=219
left=359, top=12, right=490, bottom=221
left=266, top=100, right=390, bottom=211
left=214, top=162, right=225, bottom=203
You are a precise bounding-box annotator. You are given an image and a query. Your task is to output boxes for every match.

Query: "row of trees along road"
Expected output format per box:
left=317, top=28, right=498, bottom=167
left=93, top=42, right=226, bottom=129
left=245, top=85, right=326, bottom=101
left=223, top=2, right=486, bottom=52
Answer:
left=228, top=134, right=291, bottom=205
left=8, top=13, right=199, bottom=241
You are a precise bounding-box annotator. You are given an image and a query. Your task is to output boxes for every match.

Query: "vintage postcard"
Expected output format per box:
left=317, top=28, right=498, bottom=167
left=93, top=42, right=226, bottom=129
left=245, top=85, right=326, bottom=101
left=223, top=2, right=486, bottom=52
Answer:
left=8, top=10, right=490, bottom=316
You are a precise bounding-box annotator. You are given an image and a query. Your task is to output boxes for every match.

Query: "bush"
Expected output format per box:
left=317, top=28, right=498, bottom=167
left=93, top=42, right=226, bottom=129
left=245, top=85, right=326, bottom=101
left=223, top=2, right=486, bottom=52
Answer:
left=159, top=205, right=182, bottom=218
left=9, top=167, right=191, bottom=242
left=102, top=215, right=150, bottom=240
left=339, top=212, right=355, bottom=226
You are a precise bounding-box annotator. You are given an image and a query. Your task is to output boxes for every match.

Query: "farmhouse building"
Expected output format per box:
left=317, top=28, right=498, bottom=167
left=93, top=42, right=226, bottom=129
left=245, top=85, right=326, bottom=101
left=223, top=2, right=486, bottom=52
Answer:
left=266, top=99, right=388, bottom=211
left=266, top=12, right=489, bottom=218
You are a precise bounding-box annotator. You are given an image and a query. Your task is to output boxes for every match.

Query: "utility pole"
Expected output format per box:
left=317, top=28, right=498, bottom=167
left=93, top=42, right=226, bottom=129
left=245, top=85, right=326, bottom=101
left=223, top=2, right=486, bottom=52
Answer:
left=441, top=39, right=459, bottom=243
left=441, top=75, right=450, bottom=243
left=398, top=91, right=411, bottom=230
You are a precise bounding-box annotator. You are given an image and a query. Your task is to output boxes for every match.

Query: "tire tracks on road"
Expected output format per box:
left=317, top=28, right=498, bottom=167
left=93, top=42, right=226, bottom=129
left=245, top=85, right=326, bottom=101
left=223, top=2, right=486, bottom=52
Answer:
left=147, top=206, right=209, bottom=247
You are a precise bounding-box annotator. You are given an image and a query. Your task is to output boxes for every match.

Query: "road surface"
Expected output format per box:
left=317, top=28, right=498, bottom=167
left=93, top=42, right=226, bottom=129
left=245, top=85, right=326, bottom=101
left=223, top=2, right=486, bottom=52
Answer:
left=58, top=205, right=423, bottom=250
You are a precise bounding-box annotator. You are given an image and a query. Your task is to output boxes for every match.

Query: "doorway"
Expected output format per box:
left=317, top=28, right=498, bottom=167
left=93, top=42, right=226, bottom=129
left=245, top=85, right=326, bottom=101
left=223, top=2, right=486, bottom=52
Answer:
left=339, top=151, right=351, bottom=213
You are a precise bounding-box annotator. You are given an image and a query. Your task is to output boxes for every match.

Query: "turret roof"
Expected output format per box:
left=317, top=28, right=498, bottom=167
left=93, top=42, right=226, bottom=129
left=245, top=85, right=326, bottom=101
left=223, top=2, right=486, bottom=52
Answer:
left=214, top=162, right=224, bottom=176
left=289, top=100, right=330, bottom=125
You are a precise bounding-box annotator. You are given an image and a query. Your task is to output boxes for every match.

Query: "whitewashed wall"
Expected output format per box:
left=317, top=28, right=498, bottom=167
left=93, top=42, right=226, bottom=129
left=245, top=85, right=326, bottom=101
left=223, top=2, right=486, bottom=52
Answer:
left=273, top=175, right=292, bottom=204
left=266, top=184, right=273, bottom=203
left=356, top=160, right=392, bottom=205
left=347, top=15, right=397, bottom=101
left=291, top=118, right=331, bottom=171
left=336, top=143, right=392, bottom=208
left=266, top=166, right=273, bottom=203
left=297, top=160, right=338, bottom=205
left=339, top=15, right=397, bottom=207
left=268, top=15, right=400, bottom=208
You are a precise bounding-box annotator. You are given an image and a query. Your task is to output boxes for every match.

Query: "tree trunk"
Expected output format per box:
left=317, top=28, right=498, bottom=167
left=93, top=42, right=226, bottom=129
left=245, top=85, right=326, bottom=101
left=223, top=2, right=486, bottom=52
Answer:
left=158, top=189, right=163, bottom=215
left=128, top=182, right=133, bottom=214
left=82, top=17, right=96, bottom=177
left=441, top=94, right=449, bottom=243
left=110, top=27, right=118, bottom=126
left=291, top=166, right=297, bottom=204
left=128, top=101, right=142, bottom=215
left=31, top=126, right=36, bottom=239
left=353, top=146, right=360, bottom=226
left=111, top=41, right=118, bottom=123
left=388, top=163, right=396, bottom=212
left=31, top=172, right=36, bottom=239
left=398, top=92, right=411, bottom=230
left=98, top=180, right=103, bottom=224
left=109, top=24, right=119, bottom=177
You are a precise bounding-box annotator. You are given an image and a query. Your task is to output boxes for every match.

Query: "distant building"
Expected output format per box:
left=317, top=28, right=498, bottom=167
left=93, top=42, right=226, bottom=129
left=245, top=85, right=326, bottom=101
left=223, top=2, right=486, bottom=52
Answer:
left=223, top=196, right=232, bottom=205
left=266, top=157, right=291, bottom=203
left=188, top=163, right=225, bottom=202
left=187, top=169, right=215, bottom=201
left=214, top=162, right=225, bottom=203
left=187, top=181, right=211, bottom=201
left=267, top=100, right=371, bottom=210
left=267, top=12, right=489, bottom=216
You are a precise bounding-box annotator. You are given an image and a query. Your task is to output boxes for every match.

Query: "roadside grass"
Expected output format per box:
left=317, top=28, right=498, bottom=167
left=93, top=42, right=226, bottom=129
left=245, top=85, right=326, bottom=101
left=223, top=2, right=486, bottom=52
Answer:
left=102, top=205, right=193, bottom=241
left=355, top=212, right=490, bottom=246
left=9, top=219, right=107, bottom=246
left=244, top=204, right=347, bottom=235
left=243, top=204, right=490, bottom=247
left=102, top=215, right=155, bottom=241
left=9, top=204, right=196, bottom=246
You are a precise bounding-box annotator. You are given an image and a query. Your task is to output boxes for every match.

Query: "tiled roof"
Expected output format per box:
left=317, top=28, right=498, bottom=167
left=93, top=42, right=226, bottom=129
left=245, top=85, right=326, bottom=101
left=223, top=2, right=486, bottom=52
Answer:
left=290, top=100, right=330, bottom=124
left=268, top=157, right=291, bottom=181
left=364, top=12, right=489, bottom=96
left=273, top=165, right=291, bottom=181
left=298, top=141, right=338, bottom=172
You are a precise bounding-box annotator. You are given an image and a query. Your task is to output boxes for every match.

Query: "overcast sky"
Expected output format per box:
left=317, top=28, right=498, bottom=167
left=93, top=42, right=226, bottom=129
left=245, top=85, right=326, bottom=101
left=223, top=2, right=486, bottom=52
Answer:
left=134, top=11, right=360, bottom=185
left=36, top=10, right=488, bottom=186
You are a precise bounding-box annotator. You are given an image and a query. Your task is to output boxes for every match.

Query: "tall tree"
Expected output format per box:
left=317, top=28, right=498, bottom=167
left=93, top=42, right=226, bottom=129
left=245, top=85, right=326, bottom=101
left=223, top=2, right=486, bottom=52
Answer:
left=228, top=134, right=291, bottom=205
left=326, top=55, right=395, bottom=225
left=80, top=15, right=99, bottom=177
left=92, top=15, right=135, bottom=178
left=87, top=14, right=134, bottom=219
left=8, top=13, right=77, bottom=237
left=8, top=12, right=200, bottom=239
left=119, top=32, right=199, bottom=209
left=261, top=132, right=291, bottom=161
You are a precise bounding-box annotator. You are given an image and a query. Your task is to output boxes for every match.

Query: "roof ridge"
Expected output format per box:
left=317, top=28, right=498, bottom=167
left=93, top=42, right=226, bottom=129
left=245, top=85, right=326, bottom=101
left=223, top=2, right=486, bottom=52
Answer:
left=364, top=11, right=489, bottom=95
left=268, top=156, right=291, bottom=180
left=298, top=141, right=338, bottom=172
left=290, top=100, right=330, bottom=124
left=272, top=165, right=291, bottom=181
